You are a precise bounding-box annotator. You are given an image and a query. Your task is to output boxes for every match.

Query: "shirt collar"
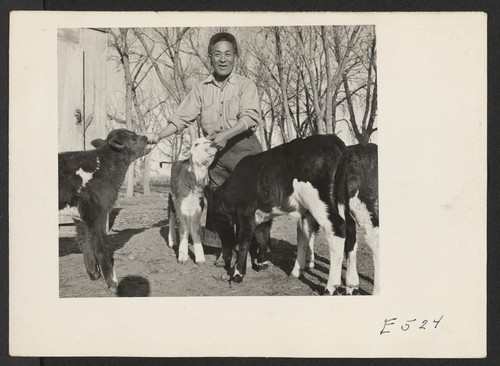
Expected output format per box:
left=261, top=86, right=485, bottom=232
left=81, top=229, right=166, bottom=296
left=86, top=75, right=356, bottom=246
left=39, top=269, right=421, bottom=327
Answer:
left=203, top=72, right=238, bottom=85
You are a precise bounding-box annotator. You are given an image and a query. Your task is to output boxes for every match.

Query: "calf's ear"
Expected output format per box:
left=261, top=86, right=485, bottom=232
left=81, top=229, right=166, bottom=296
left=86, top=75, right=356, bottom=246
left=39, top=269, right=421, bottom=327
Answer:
left=91, top=139, right=106, bottom=148
left=109, top=137, right=125, bottom=150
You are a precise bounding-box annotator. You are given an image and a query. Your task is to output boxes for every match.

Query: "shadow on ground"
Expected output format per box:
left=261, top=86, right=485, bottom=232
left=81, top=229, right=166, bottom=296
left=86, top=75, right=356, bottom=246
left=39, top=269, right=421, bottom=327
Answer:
left=116, top=275, right=151, bottom=297
left=108, top=207, right=123, bottom=230
left=315, top=252, right=374, bottom=285
left=59, top=228, right=147, bottom=257
left=155, top=222, right=222, bottom=261
left=268, top=239, right=372, bottom=295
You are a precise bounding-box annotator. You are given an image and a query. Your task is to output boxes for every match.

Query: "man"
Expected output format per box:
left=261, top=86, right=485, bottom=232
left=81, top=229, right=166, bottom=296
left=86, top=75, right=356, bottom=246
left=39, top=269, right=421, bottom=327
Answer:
left=147, top=32, right=263, bottom=264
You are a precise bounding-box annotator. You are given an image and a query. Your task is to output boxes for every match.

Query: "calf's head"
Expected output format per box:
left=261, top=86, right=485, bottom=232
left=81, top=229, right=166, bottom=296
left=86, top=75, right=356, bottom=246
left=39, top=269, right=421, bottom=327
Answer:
left=91, top=129, right=150, bottom=161
left=190, top=137, right=217, bottom=168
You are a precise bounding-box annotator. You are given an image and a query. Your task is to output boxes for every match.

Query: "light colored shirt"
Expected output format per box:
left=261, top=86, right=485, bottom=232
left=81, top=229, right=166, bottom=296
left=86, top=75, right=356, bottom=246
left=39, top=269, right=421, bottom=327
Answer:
left=168, top=73, right=261, bottom=136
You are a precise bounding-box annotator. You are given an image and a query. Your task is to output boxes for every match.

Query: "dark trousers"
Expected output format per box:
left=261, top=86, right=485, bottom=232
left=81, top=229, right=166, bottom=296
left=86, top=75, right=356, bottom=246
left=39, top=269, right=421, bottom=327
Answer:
left=208, top=131, right=263, bottom=189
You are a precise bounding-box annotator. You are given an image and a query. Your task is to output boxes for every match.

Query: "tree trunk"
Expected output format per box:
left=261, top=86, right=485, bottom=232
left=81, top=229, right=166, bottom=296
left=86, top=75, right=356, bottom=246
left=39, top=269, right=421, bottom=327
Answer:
left=120, top=28, right=136, bottom=198
left=327, top=83, right=342, bottom=135
left=142, top=154, right=152, bottom=195
left=296, top=27, right=324, bottom=135
left=321, top=26, right=332, bottom=135
left=331, top=97, right=338, bottom=135
left=274, top=28, right=294, bottom=142
left=278, top=115, right=287, bottom=144
left=342, top=74, right=363, bottom=143
left=264, top=86, right=277, bottom=149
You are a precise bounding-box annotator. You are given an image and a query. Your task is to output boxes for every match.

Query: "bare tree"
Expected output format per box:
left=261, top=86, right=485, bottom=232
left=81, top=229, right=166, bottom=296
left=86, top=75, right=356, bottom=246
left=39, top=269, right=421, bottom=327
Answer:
left=334, top=26, right=377, bottom=145
left=109, top=28, right=168, bottom=196
left=106, top=24, right=378, bottom=184
left=108, top=28, right=139, bottom=197
left=134, top=27, right=198, bottom=143
left=272, top=27, right=297, bottom=142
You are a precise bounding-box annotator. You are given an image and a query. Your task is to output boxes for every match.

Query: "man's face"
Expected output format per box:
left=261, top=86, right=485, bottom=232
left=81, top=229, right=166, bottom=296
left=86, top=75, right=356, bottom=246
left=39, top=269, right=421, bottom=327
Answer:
left=209, top=40, right=236, bottom=79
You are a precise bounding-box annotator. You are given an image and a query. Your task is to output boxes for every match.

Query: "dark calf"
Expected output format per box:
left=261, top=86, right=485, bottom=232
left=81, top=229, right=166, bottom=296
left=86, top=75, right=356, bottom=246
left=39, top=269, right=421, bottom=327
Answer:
left=210, top=134, right=348, bottom=295
left=58, top=129, right=149, bottom=289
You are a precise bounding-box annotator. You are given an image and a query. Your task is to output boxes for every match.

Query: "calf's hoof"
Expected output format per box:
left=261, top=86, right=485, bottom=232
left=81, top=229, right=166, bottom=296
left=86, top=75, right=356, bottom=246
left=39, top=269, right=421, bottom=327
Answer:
left=322, top=287, right=342, bottom=296
left=106, top=279, right=118, bottom=290
left=345, top=287, right=360, bottom=295
left=88, top=271, right=102, bottom=281
left=178, top=252, right=189, bottom=264
left=253, top=261, right=269, bottom=272
left=108, top=284, right=118, bottom=293
left=231, top=274, right=243, bottom=283
left=290, top=267, right=303, bottom=278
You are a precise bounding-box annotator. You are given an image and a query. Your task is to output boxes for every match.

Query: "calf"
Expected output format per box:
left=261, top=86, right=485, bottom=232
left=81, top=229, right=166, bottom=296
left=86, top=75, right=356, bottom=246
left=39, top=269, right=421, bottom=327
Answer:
left=167, top=137, right=217, bottom=264
left=294, top=143, right=380, bottom=295
left=344, top=143, right=379, bottom=295
left=210, top=134, right=348, bottom=295
left=58, top=129, right=149, bottom=289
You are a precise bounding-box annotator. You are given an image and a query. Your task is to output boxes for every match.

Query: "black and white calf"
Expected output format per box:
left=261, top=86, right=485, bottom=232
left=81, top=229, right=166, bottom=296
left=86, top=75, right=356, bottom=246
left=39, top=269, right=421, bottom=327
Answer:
left=210, top=134, right=348, bottom=295
left=58, top=129, right=150, bottom=289
left=293, top=143, right=380, bottom=295
left=168, top=137, right=217, bottom=264
left=344, top=143, right=379, bottom=295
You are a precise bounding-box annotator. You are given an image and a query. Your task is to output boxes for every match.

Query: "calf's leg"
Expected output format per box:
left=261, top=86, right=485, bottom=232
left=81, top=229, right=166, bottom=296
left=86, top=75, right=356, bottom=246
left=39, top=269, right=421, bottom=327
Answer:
left=291, top=178, right=346, bottom=295
left=79, top=203, right=117, bottom=288
left=367, top=227, right=380, bottom=295
left=305, top=232, right=316, bottom=269
left=349, top=193, right=380, bottom=295
left=81, top=211, right=117, bottom=289
left=94, top=215, right=117, bottom=289
left=292, top=214, right=316, bottom=278
left=232, top=217, right=256, bottom=283
left=190, top=209, right=205, bottom=264
left=322, top=203, right=346, bottom=296
left=178, top=215, right=190, bottom=264
left=251, top=220, right=272, bottom=271
left=325, top=232, right=345, bottom=295
left=305, top=220, right=318, bottom=269
left=167, top=194, right=177, bottom=248
left=344, top=211, right=360, bottom=295
left=76, top=220, right=100, bottom=280
left=214, top=217, right=235, bottom=270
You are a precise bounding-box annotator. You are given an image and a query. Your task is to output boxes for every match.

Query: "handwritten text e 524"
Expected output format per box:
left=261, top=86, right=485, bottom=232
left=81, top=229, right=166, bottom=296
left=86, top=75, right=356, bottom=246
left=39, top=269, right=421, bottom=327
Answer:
left=380, top=315, right=444, bottom=335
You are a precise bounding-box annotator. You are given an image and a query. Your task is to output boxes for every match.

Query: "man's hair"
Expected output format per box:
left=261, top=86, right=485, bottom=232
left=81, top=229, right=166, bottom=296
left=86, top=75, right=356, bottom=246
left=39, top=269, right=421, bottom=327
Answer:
left=208, top=32, right=238, bottom=56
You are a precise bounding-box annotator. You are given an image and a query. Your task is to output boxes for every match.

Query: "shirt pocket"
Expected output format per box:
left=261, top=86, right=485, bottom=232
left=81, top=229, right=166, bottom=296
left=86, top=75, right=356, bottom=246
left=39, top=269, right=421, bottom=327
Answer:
left=225, top=100, right=240, bottom=127
left=201, top=104, right=217, bottom=134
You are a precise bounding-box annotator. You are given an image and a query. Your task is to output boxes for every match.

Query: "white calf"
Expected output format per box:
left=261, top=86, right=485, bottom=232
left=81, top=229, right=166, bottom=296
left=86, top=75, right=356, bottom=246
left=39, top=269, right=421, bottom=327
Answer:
left=168, top=137, right=217, bottom=264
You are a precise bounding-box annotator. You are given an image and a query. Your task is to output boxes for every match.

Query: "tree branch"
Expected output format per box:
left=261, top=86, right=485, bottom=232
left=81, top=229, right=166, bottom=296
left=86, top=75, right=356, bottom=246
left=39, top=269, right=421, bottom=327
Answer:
left=133, top=28, right=180, bottom=104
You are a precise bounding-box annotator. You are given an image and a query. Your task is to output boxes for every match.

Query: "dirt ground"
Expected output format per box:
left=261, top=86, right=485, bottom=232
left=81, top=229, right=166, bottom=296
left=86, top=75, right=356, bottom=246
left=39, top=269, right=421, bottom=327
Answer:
left=59, top=185, right=375, bottom=297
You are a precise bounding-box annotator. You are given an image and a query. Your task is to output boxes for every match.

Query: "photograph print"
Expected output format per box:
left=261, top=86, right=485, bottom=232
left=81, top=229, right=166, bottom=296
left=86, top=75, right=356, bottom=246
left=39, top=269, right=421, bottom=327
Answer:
left=57, top=24, right=379, bottom=298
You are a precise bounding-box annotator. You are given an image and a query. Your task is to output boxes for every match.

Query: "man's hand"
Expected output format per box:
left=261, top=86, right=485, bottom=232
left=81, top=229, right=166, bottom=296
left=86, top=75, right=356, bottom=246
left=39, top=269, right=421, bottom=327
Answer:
left=144, top=132, right=160, bottom=145
left=209, top=132, right=228, bottom=150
